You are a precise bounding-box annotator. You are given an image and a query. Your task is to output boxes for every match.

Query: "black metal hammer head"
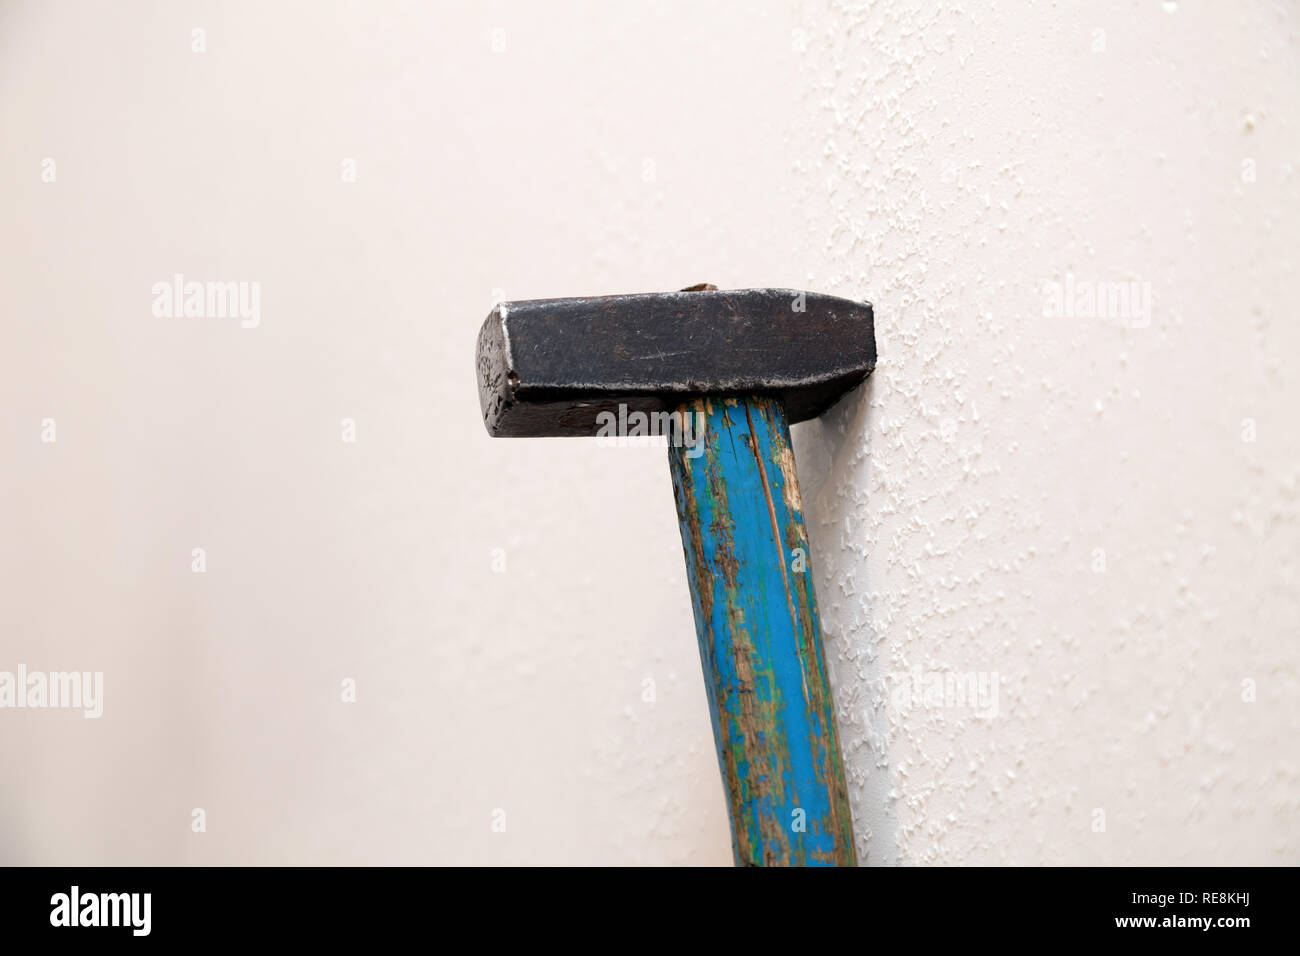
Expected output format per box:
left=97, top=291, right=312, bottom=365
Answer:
left=475, top=287, right=875, bottom=437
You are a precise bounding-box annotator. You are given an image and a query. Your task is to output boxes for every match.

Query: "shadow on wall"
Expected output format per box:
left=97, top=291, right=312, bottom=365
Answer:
left=792, top=375, right=901, bottom=866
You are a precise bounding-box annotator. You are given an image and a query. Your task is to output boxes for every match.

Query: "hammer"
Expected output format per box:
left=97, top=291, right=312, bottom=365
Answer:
left=476, top=285, right=876, bottom=866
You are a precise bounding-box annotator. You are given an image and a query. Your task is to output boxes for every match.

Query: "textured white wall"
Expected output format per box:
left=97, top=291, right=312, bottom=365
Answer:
left=791, top=0, right=1300, bottom=863
left=1, top=1, right=1295, bottom=865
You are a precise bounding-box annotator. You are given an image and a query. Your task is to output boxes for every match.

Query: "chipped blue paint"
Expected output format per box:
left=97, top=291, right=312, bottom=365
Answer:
left=668, top=395, right=855, bottom=866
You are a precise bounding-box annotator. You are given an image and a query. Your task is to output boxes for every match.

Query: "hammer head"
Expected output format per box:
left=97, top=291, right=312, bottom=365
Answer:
left=476, top=288, right=875, bottom=438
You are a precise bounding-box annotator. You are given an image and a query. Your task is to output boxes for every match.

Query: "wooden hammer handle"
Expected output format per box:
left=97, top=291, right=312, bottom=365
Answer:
left=669, top=395, right=856, bottom=866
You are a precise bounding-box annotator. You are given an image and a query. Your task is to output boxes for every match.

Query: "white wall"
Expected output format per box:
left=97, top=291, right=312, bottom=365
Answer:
left=791, top=0, right=1300, bottom=863
left=1, top=1, right=1295, bottom=865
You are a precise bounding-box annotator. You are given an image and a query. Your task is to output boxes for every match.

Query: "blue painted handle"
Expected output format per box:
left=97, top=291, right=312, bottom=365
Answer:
left=668, top=395, right=855, bottom=866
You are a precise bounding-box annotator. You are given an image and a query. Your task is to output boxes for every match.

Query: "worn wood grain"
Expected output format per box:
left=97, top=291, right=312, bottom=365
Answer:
left=669, top=395, right=856, bottom=866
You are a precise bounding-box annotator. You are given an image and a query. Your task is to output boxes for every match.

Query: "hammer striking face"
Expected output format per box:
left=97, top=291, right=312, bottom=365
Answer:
left=475, top=288, right=875, bottom=438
